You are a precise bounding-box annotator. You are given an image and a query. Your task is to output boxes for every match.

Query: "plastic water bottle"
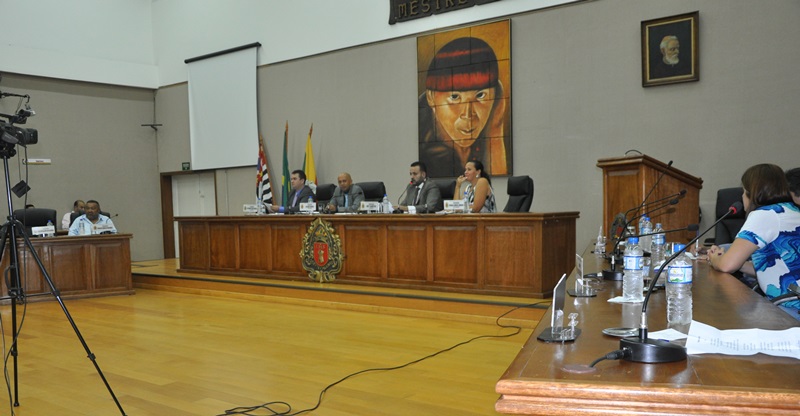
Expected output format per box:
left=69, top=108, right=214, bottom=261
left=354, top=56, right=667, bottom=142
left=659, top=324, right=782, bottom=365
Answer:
left=650, top=223, right=666, bottom=284
left=381, top=194, right=391, bottom=214
left=666, top=243, right=693, bottom=325
left=463, top=190, right=469, bottom=213
left=639, top=216, right=653, bottom=254
left=622, top=237, right=644, bottom=302
left=43, top=220, right=54, bottom=237
left=594, top=226, right=606, bottom=256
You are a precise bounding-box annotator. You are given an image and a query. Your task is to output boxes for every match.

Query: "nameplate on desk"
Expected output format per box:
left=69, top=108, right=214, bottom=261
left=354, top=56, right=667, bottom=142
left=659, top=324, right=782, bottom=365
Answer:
left=243, top=204, right=259, bottom=214
left=359, top=201, right=380, bottom=212
left=444, top=199, right=466, bottom=213
left=299, top=202, right=316, bottom=213
left=93, top=224, right=114, bottom=234
left=31, top=225, right=56, bottom=236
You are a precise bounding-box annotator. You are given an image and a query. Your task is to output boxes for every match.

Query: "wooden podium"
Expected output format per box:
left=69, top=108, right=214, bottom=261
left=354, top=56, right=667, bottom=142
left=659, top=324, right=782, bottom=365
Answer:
left=597, top=155, right=702, bottom=243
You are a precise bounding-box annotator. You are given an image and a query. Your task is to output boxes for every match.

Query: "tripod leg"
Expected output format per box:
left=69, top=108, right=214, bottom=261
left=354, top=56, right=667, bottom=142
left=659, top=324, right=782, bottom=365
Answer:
left=15, top=229, right=127, bottom=415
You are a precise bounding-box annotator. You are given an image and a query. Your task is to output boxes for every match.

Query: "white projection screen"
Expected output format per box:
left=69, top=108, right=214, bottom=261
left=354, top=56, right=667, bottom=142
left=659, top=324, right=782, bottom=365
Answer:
left=187, top=44, right=259, bottom=170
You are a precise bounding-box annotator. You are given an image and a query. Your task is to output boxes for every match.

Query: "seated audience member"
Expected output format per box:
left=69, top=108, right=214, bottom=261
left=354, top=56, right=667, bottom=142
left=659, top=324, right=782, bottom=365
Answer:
left=787, top=167, right=800, bottom=206
left=268, top=170, right=315, bottom=214
left=398, top=161, right=442, bottom=213
left=62, top=199, right=85, bottom=230
left=454, top=160, right=496, bottom=213
left=327, top=172, right=364, bottom=213
left=68, top=200, right=117, bottom=235
left=707, top=164, right=800, bottom=320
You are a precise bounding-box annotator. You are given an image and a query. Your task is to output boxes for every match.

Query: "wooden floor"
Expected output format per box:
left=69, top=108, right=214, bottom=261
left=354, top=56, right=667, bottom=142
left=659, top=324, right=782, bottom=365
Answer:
left=0, top=259, right=548, bottom=415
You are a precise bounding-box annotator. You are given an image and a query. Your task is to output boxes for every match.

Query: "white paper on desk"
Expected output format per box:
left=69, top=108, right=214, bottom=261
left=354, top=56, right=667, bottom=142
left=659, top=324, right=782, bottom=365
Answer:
left=686, top=320, right=800, bottom=360
left=648, top=328, right=687, bottom=341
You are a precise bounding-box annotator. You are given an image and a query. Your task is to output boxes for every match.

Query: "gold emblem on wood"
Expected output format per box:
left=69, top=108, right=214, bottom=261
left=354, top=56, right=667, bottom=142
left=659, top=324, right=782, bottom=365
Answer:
left=300, top=217, right=344, bottom=282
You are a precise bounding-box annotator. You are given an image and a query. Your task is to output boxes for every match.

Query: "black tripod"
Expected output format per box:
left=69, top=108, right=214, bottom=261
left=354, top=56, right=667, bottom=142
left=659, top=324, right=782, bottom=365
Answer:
left=0, top=145, right=126, bottom=415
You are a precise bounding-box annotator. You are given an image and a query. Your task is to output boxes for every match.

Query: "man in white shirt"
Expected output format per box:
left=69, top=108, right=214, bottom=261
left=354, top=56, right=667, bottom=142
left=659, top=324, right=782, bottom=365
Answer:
left=61, top=199, right=85, bottom=230
left=68, top=200, right=117, bottom=235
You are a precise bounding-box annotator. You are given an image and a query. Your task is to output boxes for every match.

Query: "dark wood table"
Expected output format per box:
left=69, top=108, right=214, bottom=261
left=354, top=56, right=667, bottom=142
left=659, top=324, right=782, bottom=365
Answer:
left=496, top=244, right=800, bottom=415
left=176, top=212, right=579, bottom=297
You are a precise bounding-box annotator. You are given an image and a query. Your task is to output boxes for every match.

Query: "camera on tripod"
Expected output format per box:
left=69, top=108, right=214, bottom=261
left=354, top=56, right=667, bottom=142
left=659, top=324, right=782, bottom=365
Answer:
left=0, top=119, right=38, bottom=147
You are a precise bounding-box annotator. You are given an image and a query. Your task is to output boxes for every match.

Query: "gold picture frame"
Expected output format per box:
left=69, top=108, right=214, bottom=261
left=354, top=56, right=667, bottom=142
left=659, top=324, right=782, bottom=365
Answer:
left=642, top=11, right=699, bottom=87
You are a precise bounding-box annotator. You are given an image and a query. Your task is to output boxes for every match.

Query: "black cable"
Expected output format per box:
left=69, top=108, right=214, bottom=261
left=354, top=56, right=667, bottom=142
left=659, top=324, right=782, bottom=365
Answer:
left=589, top=348, right=630, bottom=367
left=218, top=301, right=548, bottom=416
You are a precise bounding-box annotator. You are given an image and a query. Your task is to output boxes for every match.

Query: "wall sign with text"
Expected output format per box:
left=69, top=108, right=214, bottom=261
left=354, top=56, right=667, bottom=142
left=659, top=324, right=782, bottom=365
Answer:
left=389, top=0, right=501, bottom=25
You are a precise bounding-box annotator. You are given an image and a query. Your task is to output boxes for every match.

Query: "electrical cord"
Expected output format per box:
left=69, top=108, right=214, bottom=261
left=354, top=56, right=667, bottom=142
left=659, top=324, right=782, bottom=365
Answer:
left=589, top=348, right=631, bottom=367
left=218, top=301, right=548, bottom=416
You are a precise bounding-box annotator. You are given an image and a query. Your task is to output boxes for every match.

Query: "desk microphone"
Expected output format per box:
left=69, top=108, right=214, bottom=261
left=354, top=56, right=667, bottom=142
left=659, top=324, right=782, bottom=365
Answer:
left=603, top=198, right=681, bottom=280
left=619, top=201, right=744, bottom=363
left=396, top=181, right=413, bottom=206
left=610, top=189, right=686, bottom=257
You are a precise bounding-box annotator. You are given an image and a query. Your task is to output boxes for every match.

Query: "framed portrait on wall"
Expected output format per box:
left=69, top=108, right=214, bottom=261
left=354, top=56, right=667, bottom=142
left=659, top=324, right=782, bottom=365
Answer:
left=641, top=11, right=699, bottom=87
left=417, top=20, right=512, bottom=178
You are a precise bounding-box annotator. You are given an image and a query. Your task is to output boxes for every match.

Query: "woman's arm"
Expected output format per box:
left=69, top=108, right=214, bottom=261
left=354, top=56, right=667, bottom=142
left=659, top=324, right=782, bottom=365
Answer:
left=708, top=238, right=758, bottom=274
left=470, top=178, right=490, bottom=213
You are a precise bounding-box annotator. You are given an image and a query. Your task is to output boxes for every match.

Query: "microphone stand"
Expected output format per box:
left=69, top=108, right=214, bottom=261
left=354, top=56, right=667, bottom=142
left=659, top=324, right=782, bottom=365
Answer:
left=619, top=204, right=742, bottom=363
left=602, top=198, right=681, bottom=280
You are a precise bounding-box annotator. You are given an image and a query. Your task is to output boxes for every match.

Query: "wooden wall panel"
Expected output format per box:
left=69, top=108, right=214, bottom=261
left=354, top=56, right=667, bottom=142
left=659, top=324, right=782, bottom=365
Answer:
left=179, top=222, right=209, bottom=270
left=238, top=223, right=271, bottom=272
left=341, top=225, right=384, bottom=278
left=484, top=225, right=535, bottom=289
left=209, top=224, right=237, bottom=270
left=432, top=225, right=477, bottom=285
left=386, top=225, right=426, bottom=281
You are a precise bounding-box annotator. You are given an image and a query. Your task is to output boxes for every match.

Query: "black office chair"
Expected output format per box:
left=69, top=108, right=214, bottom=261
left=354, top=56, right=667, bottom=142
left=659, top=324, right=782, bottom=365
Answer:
left=13, top=208, right=58, bottom=237
left=431, top=178, right=456, bottom=201
left=503, top=175, right=534, bottom=213
left=315, top=183, right=336, bottom=205
left=355, top=182, right=387, bottom=202
left=708, top=187, right=746, bottom=245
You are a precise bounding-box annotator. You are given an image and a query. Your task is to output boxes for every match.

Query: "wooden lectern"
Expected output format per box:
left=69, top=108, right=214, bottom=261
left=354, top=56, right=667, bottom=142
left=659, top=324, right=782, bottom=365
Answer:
left=597, top=155, right=702, bottom=244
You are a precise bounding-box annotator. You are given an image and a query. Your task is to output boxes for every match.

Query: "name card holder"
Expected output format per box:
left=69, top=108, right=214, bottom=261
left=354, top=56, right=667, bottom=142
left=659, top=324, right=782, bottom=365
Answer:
left=444, top=199, right=467, bottom=213
left=299, top=202, right=316, bottom=214
left=359, top=201, right=380, bottom=213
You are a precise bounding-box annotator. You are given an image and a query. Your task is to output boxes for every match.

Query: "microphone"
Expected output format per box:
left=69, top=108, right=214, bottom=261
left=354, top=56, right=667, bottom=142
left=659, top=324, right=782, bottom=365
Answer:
left=638, top=160, right=673, bottom=217
left=0, top=91, right=30, bottom=99
left=603, top=198, right=682, bottom=280
left=619, top=201, right=744, bottom=363
left=627, top=223, right=699, bottom=239
left=397, top=181, right=413, bottom=206
left=621, top=189, right=686, bottom=221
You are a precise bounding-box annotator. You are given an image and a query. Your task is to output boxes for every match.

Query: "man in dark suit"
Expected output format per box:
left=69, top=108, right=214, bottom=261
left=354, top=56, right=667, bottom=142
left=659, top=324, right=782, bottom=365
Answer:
left=327, top=172, right=364, bottom=213
left=269, top=170, right=315, bottom=214
left=398, top=161, right=442, bottom=213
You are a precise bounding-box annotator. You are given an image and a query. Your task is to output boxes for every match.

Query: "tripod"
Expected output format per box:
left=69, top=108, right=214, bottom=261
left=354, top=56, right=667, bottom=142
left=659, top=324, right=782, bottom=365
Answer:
left=0, top=145, right=126, bottom=415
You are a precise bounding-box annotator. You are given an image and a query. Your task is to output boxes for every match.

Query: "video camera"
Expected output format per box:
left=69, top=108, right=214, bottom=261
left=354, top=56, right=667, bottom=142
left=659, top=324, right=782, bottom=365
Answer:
left=0, top=119, right=38, bottom=146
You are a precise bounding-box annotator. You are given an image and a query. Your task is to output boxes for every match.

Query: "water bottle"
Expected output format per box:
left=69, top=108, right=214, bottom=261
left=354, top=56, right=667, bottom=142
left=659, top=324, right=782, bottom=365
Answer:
left=650, top=223, right=666, bottom=284
left=639, top=216, right=653, bottom=254
left=594, top=226, right=606, bottom=256
left=463, top=190, right=469, bottom=213
left=46, top=220, right=55, bottom=237
left=381, top=194, right=391, bottom=214
left=666, top=243, right=693, bottom=325
left=622, top=237, right=644, bottom=302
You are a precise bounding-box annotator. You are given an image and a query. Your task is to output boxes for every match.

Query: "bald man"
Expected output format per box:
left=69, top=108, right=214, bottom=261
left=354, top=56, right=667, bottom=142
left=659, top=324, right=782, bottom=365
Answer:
left=327, top=172, right=365, bottom=213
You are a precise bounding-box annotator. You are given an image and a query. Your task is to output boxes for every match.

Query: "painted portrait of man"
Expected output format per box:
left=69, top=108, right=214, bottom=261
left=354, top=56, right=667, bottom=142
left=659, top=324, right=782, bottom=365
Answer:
left=417, top=20, right=511, bottom=177
left=642, top=12, right=698, bottom=87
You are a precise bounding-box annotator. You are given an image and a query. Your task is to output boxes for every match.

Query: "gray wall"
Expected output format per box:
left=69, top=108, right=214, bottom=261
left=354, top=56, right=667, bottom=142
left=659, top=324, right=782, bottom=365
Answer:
left=156, top=0, right=800, bottom=256
left=9, top=0, right=795, bottom=263
left=0, top=74, right=162, bottom=261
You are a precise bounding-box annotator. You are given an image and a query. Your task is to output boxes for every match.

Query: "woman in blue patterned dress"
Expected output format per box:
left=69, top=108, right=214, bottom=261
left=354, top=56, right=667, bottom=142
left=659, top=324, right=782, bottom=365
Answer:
left=708, top=163, right=800, bottom=320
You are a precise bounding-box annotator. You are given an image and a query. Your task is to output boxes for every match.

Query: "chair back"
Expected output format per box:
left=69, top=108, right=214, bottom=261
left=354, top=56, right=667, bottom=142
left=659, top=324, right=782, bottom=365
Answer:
left=503, top=175, right=534, bottom=213
left=315, top=183, right=336, bottom=204
left=432, top=179, right=456, bottom=200
left=13, top=208, right=58, bottom=236
left=355, top=182, right=387, bottom=202
left=713, top=187, right=746, bottom=245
